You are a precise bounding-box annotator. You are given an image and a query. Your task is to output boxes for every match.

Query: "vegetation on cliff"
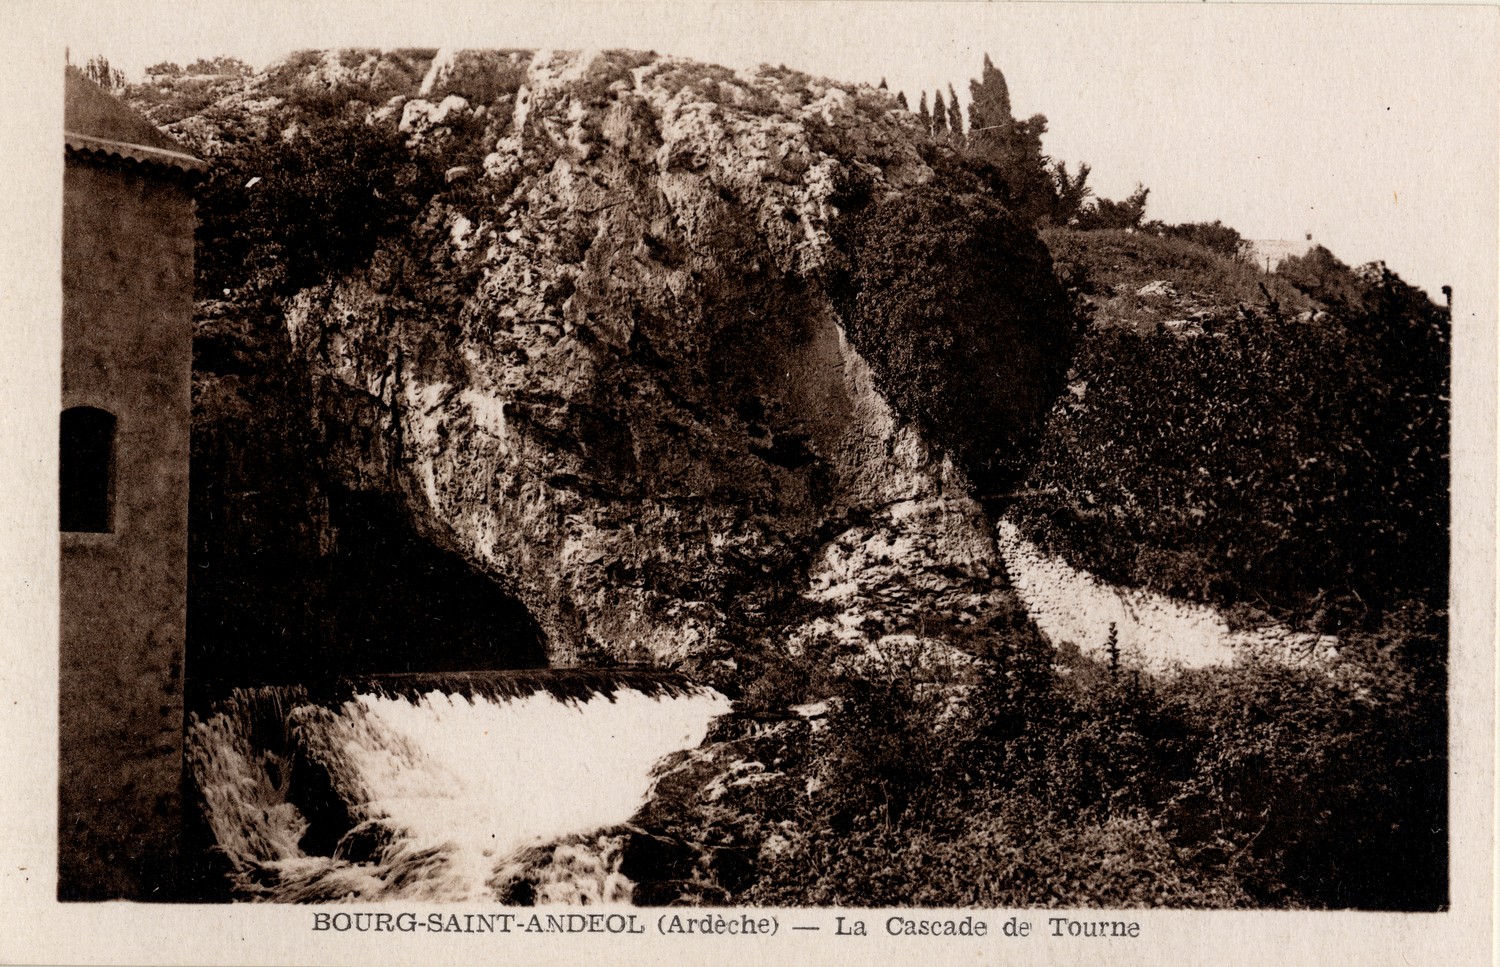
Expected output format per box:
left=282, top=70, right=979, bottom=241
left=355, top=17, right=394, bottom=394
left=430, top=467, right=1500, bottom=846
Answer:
left=193, top=115, right=445, bottom=299
left=630, top=227, right=1447, bottom=912
left=828, top=180, right=1074, bottom=493
left=1017, top=231, right=1449, bottom=633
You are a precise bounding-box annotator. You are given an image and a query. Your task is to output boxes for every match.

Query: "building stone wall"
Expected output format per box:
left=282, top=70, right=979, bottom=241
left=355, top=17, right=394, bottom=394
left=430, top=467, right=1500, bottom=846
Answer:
left=59, top=159, right=195, bottom=900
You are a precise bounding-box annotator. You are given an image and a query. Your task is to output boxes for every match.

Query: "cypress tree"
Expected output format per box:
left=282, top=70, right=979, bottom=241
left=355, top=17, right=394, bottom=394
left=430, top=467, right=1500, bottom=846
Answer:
left=965, top=53, right=1055, bottom=224
left=918, top=91, right=931, bottom=131
left=932, top=89, right=948, bottom=137
left=968, top=52, right=1012, bottom=135
left=947, top=83, right=964, bottom=145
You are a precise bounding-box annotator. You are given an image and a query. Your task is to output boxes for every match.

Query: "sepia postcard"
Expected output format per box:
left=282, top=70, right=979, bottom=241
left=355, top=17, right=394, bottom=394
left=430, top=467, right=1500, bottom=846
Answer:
left=0, top=0, right=1494, bottom=964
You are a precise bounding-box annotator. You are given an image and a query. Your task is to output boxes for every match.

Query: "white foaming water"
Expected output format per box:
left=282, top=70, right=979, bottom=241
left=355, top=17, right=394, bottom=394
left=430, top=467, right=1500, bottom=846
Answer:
left=349, top=689, right=726, bottom=897
left=189, top=680, right=729, bottom=902
left=996, top=519, right=1337, bottom=671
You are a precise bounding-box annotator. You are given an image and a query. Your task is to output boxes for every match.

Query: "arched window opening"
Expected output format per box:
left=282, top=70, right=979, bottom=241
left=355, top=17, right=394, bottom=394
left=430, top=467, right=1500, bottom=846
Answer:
left=60, top=406, right=115, bottom=533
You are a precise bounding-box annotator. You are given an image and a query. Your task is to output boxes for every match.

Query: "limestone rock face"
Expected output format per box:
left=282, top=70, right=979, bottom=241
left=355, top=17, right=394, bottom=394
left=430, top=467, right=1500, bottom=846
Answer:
left=173, top=49, right=1066, bottom=672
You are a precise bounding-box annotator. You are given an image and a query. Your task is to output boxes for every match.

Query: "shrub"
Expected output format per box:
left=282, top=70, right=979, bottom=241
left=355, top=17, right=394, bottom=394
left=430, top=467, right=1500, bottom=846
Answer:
left=828, top=185, right=1074, bottom=493
left=723, top=614, right=1444, bottom=909
left=1147, top=219, right=1249, bottom=262
left=1013, top=257, right=1448, bottom=628
left=194, top=113, right=442, bottom=298
left=1156, top=609, right=1446, bottom=908
left=422, top=49, right=532, bottom=107
left=1075, top=184, right=1150, bottom=231
left=185, top=56, right=253, bottom=77
left=1276, top=244, right=1366, bottom=310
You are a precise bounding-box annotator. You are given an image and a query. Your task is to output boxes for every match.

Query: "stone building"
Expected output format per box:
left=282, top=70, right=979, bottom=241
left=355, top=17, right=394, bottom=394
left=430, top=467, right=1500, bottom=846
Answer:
left=1245, top=234, right=1314, bottom=274
left=58, top=69, right=204, bottom=900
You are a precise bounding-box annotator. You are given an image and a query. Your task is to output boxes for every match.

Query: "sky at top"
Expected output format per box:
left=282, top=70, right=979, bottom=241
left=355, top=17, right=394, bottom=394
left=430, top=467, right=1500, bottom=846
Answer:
left=41, top=0, right=1499, bottom=303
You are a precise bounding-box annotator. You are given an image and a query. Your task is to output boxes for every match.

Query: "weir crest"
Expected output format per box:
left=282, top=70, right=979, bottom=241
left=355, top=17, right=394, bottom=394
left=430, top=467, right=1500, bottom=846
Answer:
left=186, top=670, right=729, bottom=902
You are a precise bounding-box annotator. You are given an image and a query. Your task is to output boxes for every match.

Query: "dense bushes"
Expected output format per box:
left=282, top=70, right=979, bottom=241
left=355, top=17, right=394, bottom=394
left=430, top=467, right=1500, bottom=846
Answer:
left=682, top=609, right=1445, bottom=910
left=1277, top=244, right=1377, bottom=313
left=1145, top=219, right=1249, bottom=261
left=645, top=224, right=1449, bottom=911
left=151, top=49, right=520, bottom=301
left=829, top=184, right=1074, bottom=493
left=193, top=114, right=444, bottom=299
left=1013, top=243, right=1448, bottom=630
left=1073, top=184, right=1150, bottom=231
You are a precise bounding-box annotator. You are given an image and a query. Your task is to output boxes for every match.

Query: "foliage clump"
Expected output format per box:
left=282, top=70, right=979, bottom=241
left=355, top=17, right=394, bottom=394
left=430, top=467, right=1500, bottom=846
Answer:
left=1146, top=219, right=1250, bottom=261
left=646, top=606, right=1445, bottom=910
left=1016, top=234, right=1448, bottom=630
left=133, top=48, right=525, bottom=302
left=1276, top=244, right=1371, bottom=310
left=828, top=184, right=1074, bottom=494
left=78, top=54, right=126, bottom=90
left=194, top=115, right=444, bottom=299
left=1073, top=183, right=1151, bottom=231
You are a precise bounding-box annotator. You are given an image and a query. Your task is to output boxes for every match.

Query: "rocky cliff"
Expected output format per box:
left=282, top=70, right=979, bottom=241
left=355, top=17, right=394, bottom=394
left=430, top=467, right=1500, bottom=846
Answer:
left=161, top=48, right=1071, bottom=686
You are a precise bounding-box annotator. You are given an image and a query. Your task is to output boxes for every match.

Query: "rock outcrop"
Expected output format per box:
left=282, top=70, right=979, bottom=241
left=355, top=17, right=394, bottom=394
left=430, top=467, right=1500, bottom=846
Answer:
left=166, top=48, right=1071, bottom=679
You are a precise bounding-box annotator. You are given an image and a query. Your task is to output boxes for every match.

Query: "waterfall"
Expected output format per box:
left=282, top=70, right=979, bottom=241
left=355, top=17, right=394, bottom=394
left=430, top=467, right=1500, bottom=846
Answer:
left=186, top=670, right=729, bottom=902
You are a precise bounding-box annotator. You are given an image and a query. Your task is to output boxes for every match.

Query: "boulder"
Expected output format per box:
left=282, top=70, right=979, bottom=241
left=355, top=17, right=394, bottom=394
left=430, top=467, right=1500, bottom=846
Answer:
left=1163, top=318, right=1205, bottom=336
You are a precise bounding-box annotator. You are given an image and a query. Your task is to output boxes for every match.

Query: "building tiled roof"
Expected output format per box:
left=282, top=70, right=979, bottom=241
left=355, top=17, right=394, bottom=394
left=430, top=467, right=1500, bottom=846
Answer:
left=65, top=131, right=207, bottom=172
left=64, top=69, right=205, bottom=174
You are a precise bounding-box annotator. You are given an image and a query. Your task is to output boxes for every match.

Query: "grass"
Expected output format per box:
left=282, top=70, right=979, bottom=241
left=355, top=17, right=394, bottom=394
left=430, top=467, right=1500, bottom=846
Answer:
left=1043, top=228, right=1315, bottom=332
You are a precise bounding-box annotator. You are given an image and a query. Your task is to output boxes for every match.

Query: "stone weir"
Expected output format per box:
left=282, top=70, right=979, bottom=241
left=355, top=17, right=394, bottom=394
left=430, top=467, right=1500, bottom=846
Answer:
left=183, top=667, right=730, bottom=902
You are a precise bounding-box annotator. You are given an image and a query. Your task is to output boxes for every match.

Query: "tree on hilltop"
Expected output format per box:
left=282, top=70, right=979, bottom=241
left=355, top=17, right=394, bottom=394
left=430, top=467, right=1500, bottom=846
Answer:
left=965, top=54, right=1057, bottom=224
left=914, top=84, right=965, bottom=144
left=81, top=54, right=126, bottom=91
left=892, top=54, right=1134, bottom=228
left=1050, top=160, right=1093, bottom=224
left=1075, top=183, right=1150, bottom=231
left=968, top=53, right=1011, bottom=127
left=946, top=84, right=964, bottom=141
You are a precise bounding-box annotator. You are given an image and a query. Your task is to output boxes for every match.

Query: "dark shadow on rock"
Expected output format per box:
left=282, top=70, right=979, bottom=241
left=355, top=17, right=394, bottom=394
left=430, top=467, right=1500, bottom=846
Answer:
left=187, top=485, right=546, bottom=708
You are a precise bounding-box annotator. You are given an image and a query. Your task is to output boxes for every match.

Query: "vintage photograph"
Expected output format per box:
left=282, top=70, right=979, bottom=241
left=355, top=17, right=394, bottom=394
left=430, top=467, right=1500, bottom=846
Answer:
left=18, top=0, right=1494, bottom=953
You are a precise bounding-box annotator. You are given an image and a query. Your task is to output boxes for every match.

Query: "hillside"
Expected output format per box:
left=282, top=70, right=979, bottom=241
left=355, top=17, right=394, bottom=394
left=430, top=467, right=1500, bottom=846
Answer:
left=1043, top=227, right=1315, bottom=334
left=121, top=49, right=1448, bottom=910
left=1024, top=228, right=1448, bottom=634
